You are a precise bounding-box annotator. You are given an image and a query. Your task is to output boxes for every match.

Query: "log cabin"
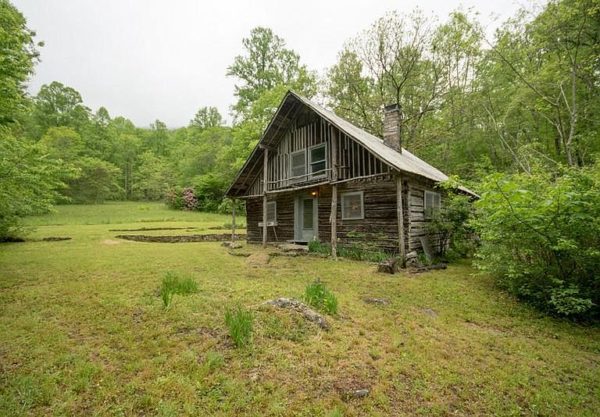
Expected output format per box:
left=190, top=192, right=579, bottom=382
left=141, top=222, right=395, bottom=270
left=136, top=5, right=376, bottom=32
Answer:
left=226, top=91, right=476, bottom=258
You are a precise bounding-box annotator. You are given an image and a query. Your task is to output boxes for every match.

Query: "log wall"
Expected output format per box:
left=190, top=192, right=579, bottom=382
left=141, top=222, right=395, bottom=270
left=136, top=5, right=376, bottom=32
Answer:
left=246, top=174, right=439, bottom=254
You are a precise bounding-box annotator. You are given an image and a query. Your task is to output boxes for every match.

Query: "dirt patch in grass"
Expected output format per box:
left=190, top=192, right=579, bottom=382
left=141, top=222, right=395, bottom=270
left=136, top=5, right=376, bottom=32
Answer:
left=464, top=320, right=509, bottom=336
left=101, top=239, right=121, bottom=245
left=115, top=233, right=246, bottom=243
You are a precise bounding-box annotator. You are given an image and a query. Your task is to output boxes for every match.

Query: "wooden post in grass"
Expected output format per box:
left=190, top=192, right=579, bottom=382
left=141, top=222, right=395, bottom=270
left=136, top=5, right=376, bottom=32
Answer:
left=330, top=127, right=338, bottom=259
left=396, top=174, right=406, bottom=261
left=231, top=199, right=236, bottom=242
left=262, top=148, right=269, bottom=248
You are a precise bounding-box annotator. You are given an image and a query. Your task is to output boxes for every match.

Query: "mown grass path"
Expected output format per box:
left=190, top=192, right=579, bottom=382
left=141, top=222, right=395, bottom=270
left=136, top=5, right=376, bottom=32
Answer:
left=1, top=203, right=598, bottom=416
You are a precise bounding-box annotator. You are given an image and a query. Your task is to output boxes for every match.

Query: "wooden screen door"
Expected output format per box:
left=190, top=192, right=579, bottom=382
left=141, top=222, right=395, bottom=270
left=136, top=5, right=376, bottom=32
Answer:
left=295, top=196, right=318, bottom=242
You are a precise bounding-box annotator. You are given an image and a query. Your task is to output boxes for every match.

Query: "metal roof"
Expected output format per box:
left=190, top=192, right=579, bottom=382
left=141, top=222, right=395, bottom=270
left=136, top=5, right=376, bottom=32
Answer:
left=226, top=91, right=477, bottom=197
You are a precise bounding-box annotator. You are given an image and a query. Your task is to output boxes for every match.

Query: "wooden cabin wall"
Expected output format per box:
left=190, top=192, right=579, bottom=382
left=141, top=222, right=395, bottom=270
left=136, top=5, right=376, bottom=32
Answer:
left=246, top=174, right=443, bottom=254
left=315, top=177, right=400, bottom=253
left=405, top=174, right=441, bottom=252
left=245, top=193, right=296, bottom=243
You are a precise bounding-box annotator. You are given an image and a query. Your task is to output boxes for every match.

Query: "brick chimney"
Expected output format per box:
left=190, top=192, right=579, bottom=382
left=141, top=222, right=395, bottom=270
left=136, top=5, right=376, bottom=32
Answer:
left=383, top=103, right=402, bottom=153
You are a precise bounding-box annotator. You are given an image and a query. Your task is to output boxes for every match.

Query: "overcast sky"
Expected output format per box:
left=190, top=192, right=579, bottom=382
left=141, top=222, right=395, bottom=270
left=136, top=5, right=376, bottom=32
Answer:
left=14, top=0, right=526, bottom=128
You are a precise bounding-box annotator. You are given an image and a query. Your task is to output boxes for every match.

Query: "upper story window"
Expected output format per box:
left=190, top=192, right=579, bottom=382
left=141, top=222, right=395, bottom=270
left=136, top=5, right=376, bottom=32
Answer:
left=290, top=150, right=306, bottom=181
left=424, top=190, right=441, bottom=218
left=309, top=144, right=327, bottom=177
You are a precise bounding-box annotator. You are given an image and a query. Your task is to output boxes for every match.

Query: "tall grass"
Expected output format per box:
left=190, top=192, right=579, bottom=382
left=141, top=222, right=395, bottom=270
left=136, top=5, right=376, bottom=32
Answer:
left=303, top=279, right=338, bottom=315
left=160, top=271, right=198, bottom=308
left=225, top=305, right=253, bottom=348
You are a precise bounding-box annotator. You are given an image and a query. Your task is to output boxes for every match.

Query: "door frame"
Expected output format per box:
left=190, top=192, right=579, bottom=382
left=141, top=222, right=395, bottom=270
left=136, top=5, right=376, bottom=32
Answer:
left=294, top=195, right=318, bottom=242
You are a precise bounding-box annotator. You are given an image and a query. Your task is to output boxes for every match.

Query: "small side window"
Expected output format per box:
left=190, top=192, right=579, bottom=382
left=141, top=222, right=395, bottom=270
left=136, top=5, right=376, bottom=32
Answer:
left=424, top=191, right=441, bottom=217
left=266, top=201, right=277, bottom=223
left=341, top=191, right=364, bottom=220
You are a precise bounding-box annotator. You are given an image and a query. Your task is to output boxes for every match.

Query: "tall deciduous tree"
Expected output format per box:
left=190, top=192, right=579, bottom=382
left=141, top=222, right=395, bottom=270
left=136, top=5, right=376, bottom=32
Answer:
left=485, top=0, right=600, bottom=167
left=30, top=81, right=91, bottom=137
left=326, top=10, right=442, bottom=149
left=227, top=27, right=316, bottom=118
left=0, top=0, right=40, bottom=126
left=189, top=106, right=223, bottom=130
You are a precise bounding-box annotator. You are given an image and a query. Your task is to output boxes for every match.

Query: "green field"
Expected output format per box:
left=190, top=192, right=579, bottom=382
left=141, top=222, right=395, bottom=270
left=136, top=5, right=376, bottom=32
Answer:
left=0, top=203, right=598, bottom=416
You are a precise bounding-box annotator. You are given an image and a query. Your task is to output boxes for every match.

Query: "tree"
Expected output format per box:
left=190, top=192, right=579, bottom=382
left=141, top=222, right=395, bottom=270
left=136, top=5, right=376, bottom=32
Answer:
left=473, top=162, right=600, bottom=318
left=326, top=10, right=443, bottom=149
left=227, top=27, right=316, bottom=118
left=0, top=129, right=70, bottom=238
left=189, top=106, right=223, bottom=130
left=483, top=0, right=600, bottom=167
left=0, top=0, right=40, bottom=126
left=38, top=127, right=84, bottom=161
left=113, top=133, right=141, bottom=200
left=144, top=119, right=169, bottom=156
left=81, top=107, right=117, bottom=160
left=66, top=157, right=121, bottom=203
left=133, top=151, right=170, bottom=200
left=30, top=81, right=90, bottom=137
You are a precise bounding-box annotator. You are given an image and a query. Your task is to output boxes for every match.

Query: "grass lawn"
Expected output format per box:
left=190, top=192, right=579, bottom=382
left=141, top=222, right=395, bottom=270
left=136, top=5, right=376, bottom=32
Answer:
left=0, top=203, right=598, bottom=416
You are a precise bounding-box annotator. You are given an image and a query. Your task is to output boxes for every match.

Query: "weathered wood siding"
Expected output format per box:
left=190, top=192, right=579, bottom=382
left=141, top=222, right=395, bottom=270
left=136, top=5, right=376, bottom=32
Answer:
left=246, top=177, right=402, bottom=253
left=246, top=174, right=441, bottom=254
left=406, top=174, right=441, bottom=252
left=246, top=193, right=295, bottom=243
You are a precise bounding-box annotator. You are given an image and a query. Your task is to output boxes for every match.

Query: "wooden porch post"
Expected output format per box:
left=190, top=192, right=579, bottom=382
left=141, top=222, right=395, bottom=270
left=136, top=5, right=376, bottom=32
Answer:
left=330, top=127, right=338, bottom=259
left=262, top=148, right=269, bottom=248
left=396, top=175, right=406, bottom=261
left=231, top=198, right=236, bottom=242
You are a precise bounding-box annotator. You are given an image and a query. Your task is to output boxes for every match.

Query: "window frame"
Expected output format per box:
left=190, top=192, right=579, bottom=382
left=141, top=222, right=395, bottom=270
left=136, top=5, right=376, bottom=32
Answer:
left=308, top=143, right=327, bottom=178
left=424, top=190, right=441, bottom=218
left=266, top=201, right=277, bottom=223
left=341, top=191, right=364, bottom=220
left=289, top=149, right=307, bottom=182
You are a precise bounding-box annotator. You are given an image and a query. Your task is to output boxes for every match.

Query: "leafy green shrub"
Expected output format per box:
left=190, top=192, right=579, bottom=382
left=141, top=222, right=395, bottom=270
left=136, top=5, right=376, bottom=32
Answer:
left=159, top=271, right=198, bottom=308
left=225, top=305, right=253, bottom=348
left=308, top=239, right=388, bottom=262
left=425, top=180, right=476, bottom=259
left=303, top=279, right=338, bottom=315
left=338, top=244, right=389, bottom=262
left=473, top=164, right=600, bottom=318
left=308, top=240, right=331, bottom=255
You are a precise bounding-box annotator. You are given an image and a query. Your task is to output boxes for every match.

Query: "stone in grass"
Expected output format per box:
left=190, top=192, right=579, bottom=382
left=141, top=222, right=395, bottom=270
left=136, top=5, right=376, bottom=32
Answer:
left=341, top=388, right=370, bottom=401
left=363, top=297, right=390, bottom=306
left=264, top=297, right=329, bottom=330
left=420, top=307, right=438, bottom=318
left=278, top=243, right=309, bottom=253
left=377, top=258, right=399, bottom=274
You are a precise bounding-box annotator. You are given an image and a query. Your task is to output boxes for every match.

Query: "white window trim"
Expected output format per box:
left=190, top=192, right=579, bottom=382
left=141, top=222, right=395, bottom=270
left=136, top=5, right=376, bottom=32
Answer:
left=308, top=143, right=327, bottom=178
left=266, top=201, right=277, bottom=222
left=341, top=191, right=364, bottom=220
left=424, top=190, right=441, bottom=218
left=289, top=149, right=307, bottom=182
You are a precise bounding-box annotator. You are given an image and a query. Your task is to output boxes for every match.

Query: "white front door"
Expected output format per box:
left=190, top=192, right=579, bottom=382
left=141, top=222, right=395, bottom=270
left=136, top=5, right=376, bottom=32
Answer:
left=294, top=196, right=318, bottom=242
